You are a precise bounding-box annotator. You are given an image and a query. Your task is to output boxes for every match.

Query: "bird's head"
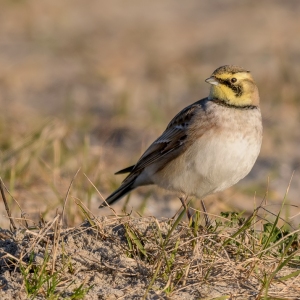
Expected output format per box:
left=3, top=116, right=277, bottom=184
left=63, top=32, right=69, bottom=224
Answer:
left=206, top=65, right=259, bottom=107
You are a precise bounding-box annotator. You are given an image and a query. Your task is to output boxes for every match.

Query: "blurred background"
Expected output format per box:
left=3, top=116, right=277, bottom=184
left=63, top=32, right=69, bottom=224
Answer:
left=0, top=0, right=300, bottom=227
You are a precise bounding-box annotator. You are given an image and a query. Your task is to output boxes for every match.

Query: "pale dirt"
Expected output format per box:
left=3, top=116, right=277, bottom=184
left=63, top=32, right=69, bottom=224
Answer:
left=0, top=217, right=299, bottom=299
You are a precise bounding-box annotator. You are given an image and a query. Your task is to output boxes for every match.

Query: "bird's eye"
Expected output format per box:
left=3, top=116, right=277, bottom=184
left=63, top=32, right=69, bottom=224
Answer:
left=231, top=78, right=237, bottom=83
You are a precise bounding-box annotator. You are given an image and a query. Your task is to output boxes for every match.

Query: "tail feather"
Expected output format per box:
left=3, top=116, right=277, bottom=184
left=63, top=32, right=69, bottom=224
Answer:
left=115, top=165, right=135, bottom=175
left=99, top=181, right=135, bottom=208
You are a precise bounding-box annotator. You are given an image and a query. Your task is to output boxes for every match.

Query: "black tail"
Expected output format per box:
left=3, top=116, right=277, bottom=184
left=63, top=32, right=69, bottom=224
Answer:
left=115, top=165, right=135, bottom=175
left=99, top=181, right=135, bottom=208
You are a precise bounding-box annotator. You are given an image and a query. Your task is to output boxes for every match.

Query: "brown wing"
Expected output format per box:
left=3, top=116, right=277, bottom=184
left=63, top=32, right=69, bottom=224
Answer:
left=101, top=97, right=210, bottom=207
left=128, top=97, right=208, bottom=174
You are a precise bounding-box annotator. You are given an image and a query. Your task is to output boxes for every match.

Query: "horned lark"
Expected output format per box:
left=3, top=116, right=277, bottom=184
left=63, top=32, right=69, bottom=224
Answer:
left=101, top=65, right=262, bottom=214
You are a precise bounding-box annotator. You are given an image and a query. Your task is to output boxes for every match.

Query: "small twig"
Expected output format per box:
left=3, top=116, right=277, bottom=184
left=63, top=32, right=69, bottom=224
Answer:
left=2, top=252, right=27, bottom=266
left=0, top=178, right=17, bottom=231
left=0, top=232, right=12, bottom=240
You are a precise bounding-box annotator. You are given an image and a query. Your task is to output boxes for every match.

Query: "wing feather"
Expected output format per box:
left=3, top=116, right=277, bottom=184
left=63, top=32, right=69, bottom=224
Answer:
left=128, top=98, right=208, bottom=174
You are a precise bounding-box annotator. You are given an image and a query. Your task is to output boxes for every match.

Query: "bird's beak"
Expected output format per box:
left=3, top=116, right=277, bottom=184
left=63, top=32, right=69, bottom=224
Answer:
left=205, top=76, right=219, bottom=86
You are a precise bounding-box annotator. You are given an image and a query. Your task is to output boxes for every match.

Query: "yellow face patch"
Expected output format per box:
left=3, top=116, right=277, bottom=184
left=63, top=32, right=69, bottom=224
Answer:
left=207, top=70, right=258, bottom=107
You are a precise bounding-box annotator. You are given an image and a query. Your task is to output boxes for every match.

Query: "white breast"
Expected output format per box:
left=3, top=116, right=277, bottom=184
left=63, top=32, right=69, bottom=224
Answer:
left=152, top=106, right=262, bottom=199
left=192, top=130, right=261, bottom=196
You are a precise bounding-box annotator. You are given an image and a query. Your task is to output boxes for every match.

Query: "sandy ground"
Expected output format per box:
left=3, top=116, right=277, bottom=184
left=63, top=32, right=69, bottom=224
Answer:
left=0, top=217, right=300, bottom=299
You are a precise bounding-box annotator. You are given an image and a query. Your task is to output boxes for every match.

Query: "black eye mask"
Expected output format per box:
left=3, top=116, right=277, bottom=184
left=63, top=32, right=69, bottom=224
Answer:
left=217, top=78, right=243, bottom=97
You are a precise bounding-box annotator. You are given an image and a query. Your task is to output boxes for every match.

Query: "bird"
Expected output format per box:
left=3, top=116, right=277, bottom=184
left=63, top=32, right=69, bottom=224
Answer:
left=100, top=65, right=263, bottom=220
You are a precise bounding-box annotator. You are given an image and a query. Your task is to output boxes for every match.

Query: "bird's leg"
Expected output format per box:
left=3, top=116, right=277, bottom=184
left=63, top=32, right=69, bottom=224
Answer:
left=179, top=196, right=193, bottom=222
left=201, top=199, right=210, bottom=227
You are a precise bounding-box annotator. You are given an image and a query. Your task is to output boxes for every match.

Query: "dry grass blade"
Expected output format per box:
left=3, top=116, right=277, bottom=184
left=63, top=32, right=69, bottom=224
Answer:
left=73, top=197, right=96, bottom=227
left=124, top=223, right=147, bottom=258
left=51, top=214, right=62, bottom=275
left=0, top=178, right=16, bottom=230
left=61, top=168, right=81, bottom=227
left=83, top=172, right=117, bottom=217
left=21, top=215, right=61, bottom=260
